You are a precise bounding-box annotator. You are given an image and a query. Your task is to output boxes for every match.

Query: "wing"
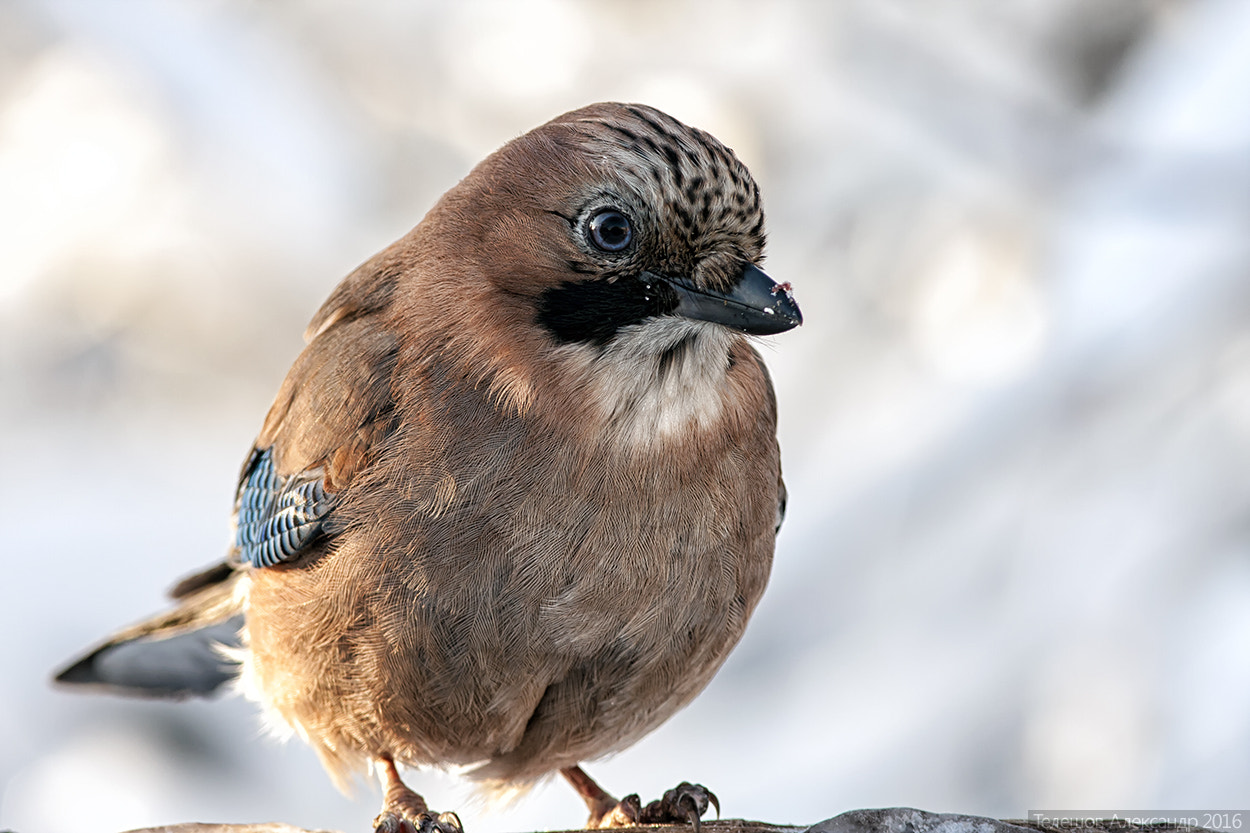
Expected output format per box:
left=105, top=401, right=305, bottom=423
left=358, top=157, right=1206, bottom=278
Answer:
left=232, top=258, right=403, bottom=568
left=54, top=257, right=404, bottom=697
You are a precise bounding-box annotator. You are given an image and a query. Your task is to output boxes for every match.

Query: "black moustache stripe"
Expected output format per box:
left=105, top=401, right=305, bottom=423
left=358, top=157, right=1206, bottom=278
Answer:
left=537, top=276, right=679, bottom=346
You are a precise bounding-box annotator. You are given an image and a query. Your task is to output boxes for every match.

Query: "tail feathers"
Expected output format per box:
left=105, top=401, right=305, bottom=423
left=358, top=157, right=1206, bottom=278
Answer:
left=55, top=561, right=246, bottom=700
left=55, top=616, right=243, bottom=698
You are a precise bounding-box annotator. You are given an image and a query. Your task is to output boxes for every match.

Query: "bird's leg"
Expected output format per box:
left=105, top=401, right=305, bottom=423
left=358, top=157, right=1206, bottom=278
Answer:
left=561, top=765, right=640, bottom=828
left=373, top=756, right=463, bottom=833
left=560, top=765, right=719, bottom=831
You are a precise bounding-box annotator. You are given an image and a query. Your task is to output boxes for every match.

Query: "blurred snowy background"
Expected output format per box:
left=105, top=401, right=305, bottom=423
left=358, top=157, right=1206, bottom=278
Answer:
left=3, top=0, right=1249, bottom=831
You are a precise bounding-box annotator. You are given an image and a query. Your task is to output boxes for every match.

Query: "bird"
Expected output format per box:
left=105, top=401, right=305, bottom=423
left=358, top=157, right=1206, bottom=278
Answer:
left=54, top=102, right=801, bottom=833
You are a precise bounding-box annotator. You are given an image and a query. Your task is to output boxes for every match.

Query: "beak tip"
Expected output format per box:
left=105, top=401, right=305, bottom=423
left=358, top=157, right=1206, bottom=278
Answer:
left=767, top=292, right=802, bottom=333
left=762, top=274, right=802, bottom=333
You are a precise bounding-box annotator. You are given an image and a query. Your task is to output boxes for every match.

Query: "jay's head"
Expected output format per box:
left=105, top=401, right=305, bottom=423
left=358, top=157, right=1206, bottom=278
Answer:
left=418, top=102, right=801, bottom=354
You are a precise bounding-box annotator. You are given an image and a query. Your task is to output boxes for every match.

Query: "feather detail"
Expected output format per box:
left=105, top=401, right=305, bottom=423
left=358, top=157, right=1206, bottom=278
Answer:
left=234, top=447, right=334, bottom=568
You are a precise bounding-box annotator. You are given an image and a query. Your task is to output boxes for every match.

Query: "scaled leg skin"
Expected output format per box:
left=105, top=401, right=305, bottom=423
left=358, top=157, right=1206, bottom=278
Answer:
left=560, top=765, right=720, bottom=832
left=373, top=757, right=464, bottom=833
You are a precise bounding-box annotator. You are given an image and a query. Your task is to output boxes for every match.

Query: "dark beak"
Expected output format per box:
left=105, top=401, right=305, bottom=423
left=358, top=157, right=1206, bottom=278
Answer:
left=657, top=263, right=802, bottom=336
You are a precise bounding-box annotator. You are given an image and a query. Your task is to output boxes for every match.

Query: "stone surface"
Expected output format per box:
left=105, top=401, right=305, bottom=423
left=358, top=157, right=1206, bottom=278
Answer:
left=113, top=813, right=1220, bottom=833
left=808, top=809, right=1030, bottom=833
left=123, top=825, right=340, bottom=833
left=807, top=810, right=1216, bottom=833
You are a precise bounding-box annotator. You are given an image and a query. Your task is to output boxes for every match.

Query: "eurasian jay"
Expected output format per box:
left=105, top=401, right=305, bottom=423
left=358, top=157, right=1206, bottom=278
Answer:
left=56, top=102, right=801, bottom=833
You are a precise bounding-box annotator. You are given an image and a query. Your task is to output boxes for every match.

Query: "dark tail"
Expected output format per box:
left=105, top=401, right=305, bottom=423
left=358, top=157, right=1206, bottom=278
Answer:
left=54, top=561, right=245, bottom=700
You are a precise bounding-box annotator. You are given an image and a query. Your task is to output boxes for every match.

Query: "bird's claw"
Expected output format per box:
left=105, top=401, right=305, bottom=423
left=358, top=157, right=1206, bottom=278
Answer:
left=374, top=810, right=464, bottom=833
left=430, top=811, right=465, bottom=833
left=591, top=782, right=717, bottom=829
left=638, top=782, right=719, bottom=832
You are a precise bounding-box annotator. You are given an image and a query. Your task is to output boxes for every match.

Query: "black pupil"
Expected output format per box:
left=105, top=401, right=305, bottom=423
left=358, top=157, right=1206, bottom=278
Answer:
left=589, top=211, right=631, bottom=251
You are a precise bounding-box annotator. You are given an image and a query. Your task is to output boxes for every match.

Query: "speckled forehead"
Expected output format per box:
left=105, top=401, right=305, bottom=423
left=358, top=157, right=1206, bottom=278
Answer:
left=569, top=106, right=766, bottom=254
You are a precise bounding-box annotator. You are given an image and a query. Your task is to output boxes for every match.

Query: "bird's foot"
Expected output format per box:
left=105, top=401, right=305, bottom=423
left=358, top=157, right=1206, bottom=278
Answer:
left=562, top=765, right=717, bottom=831
left=373, top=756, right=463, bottom=833
left=637, top=782, right=719, bottom=831
left=592, top=783, right=719, bottom=830
left=373, top=809, right=464, bottom=833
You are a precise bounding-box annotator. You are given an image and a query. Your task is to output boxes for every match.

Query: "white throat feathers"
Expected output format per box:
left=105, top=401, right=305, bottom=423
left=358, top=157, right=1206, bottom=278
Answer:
left=557, top=318, right=735, bottom=448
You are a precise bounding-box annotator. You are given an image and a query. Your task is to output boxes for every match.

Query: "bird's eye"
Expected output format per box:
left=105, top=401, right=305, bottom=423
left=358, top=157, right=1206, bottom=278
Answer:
left=587, top=210, right=632, bottom=252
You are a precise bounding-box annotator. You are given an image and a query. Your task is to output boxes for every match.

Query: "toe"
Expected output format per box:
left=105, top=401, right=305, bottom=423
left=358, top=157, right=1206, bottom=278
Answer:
left=373, top=812, right=408, bottom=833
left=597, top=794, right=641, bottom=828
left=375, top=809, right=464, bottom=833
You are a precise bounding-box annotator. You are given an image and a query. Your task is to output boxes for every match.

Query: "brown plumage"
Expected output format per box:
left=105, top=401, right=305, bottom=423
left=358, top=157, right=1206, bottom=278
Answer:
left=55, top=102, right=801, bottom=833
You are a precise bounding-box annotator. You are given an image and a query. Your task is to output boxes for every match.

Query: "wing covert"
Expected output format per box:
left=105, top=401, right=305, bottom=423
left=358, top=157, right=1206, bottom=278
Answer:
left=235, top=447, right=334, bottom=568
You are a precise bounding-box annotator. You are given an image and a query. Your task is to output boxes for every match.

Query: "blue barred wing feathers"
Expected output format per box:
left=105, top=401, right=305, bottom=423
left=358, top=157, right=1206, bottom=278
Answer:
left=234, top=447, right=334, bottom=568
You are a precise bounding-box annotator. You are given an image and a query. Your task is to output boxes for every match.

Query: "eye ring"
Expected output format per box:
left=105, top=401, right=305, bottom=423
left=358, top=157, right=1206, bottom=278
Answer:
left=587, top=209, right=633, bottom=252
